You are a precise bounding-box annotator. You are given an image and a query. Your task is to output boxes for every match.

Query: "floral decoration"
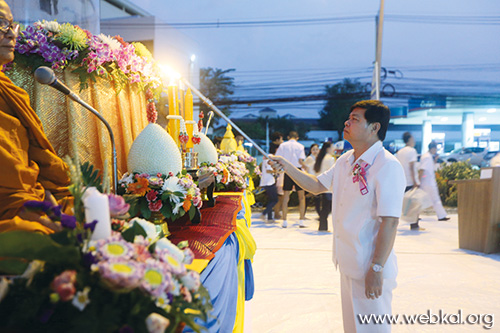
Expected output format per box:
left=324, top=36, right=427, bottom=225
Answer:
left=118, top=171, right=202, bottom=221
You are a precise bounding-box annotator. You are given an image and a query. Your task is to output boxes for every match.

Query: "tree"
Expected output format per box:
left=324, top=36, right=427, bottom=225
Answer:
left=199, top=67, right=235, bottom=125
left=319, top=78, right=369, bottom=139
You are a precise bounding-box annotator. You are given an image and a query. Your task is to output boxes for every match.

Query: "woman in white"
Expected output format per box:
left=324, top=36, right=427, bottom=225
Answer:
left=303, top=143, right=320, bottom=174
left=313, top=142, right=336, bottom=231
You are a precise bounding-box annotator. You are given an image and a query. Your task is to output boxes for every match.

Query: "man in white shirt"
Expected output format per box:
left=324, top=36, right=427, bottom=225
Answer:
left=275, top=131, right=306, bottom=228
left=396, top=132, right=422, bottom=230
left=419, top=141, right=450, bottom=221
left=269, top=100, right=405, bottom=332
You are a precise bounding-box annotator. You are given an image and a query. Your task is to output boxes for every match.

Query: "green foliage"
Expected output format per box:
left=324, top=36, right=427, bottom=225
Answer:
left=199, top=67, right=235, bottom=124
left=319, top=78, right=369, bottom=139
left=80, top=161, right=103, bottom=192
left=435, top=161, right=480, bottom=207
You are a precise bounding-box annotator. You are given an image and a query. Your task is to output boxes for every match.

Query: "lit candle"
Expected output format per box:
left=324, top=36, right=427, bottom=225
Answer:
left=167, top=81, right=180, bottom=146
left=83, top=187, right=111, bottom=241
left=185, top=88, right=194, bottom=149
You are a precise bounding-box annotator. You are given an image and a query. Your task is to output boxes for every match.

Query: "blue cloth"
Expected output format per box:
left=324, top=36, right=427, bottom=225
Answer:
left=244, top=259, right=254, bottom=301
left=184, top=233, right=239, bottom=333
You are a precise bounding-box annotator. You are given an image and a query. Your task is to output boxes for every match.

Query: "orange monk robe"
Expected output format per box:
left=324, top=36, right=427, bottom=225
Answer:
left=0, top=71, right=71, bottom=234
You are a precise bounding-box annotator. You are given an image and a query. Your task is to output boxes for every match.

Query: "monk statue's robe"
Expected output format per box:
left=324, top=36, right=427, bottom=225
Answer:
left=0, top=71, right=71, bottom=234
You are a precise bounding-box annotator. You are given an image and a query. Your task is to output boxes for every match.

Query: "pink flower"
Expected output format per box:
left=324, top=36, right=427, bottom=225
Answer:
left=148, top=200, right=163, bottom=212
left=146, top=190, right=159, bottom=202
left=50, top=270, right=77, bottom=301
left=108, top=194, right=130, bottom=217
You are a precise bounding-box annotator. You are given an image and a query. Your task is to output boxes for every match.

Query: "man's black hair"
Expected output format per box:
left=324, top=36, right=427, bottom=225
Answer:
left=350, top=100, right=391, bottom=141
left=428, top=141, right=438, bottom=150
left=270, top=131, right=283, bottom=142
left=402, top=132, right=412, bottom=144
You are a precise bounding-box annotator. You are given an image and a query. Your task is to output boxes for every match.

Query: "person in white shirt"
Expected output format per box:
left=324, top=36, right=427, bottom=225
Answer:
left=396, top=132, right=422, bottom=230
left=303, top=143, right=320, bottom=174
left=260, top=144, right=279, bottom=221
left=275, top=131, right=307, bottom=228
left=313, top=142, right=336, bottom=231
left=269, top=100, right=405, bottom=333
left=419, top=141, right=450, bottom=221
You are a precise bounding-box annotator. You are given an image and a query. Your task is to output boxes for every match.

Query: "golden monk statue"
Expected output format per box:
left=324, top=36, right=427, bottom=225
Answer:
left=0, top=0, right=71, bottom=234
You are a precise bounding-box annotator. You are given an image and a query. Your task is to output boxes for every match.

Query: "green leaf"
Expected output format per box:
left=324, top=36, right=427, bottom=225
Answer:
left=121, top=222, right=147, bottom=243
left=80, top=161, right=103, bottom=191
left=0, top=231, right=80, bottom=264
left=189, top=206, right=196, bottom=220
left=160, top=202, right=172, bottom=219
left=139, top=199, right=151, bottom=219
left=0, top=259, right=29, bottom=275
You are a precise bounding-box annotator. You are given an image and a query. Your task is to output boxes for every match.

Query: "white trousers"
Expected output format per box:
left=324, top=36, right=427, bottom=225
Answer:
left=340, top=272, right=397, bottom=333
left=420, top=183, right=447, bottom=219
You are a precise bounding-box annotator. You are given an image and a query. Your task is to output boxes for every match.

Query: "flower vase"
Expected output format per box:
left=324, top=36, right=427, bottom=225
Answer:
left=149, top=211, right=170, bottom=236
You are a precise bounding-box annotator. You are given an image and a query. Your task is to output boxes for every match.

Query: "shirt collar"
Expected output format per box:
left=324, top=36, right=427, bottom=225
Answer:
left=346, top=141, right=383, bottom=166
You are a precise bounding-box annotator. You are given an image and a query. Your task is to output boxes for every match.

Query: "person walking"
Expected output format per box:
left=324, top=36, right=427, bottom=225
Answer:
left=260, top=154, right=278, bottom=222
left=313, top=142, right=336, bottom=231
left=419, top=141, right=450, bottom=221
left=270, top=132, right=284, bottom=220
left=303, top=143, right=320, bottom=219
left=396, top=132, right=423, bottom=230
left=269, top=100, right=405, bottom=332
left=275, top=131, right=306, bottom=228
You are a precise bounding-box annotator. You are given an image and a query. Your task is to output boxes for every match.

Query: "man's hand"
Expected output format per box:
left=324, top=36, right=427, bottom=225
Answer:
left=365, top=269, right=383, bottom=299
left=17, top=208, right=62, bottom=233
left=267, top=154, right=287, bottom=173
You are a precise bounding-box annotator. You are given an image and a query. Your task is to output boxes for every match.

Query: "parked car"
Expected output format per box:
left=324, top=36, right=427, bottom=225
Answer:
left=441, top=147, right=488, bottom=166
left=481, top=151, right=499, bottom=168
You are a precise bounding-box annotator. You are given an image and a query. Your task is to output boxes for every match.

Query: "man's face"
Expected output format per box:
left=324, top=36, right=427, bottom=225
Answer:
left=343, top=108, right=374, bottom=144
left=0, top=2, right=16, bottom=66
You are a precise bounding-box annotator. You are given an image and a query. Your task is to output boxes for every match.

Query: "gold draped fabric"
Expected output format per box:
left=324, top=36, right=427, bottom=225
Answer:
left=6, top=66, right=148, bottom=177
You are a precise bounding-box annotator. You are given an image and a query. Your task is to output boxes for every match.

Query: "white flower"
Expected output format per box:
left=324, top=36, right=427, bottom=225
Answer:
left=130, top=217, right=159, bottom=241
left=145, top=312, right=170, bottom=333
left=21, top=260, right=44, bottom=286
left=72, top=287, right=91, bottom=311
left=219, top=155, right=230, bottom=164
left=98, top=33, right=122, bottom=51
left=161, top=176, right=185, bottom=194
left=180, top=271, right=201, bottom=291
left=156, top=238, right=185, bottom=262
left=38, top=20, right=60, bottom=32
left=0, top=278, right=9, bottom=303
left=172, top=201, right=184, bottom=215
left=120, top=172, right=134, bottom=185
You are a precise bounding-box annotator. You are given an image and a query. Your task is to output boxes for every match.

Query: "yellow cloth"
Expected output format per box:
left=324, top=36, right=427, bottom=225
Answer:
left=233, top=193, right=256, bottom=333
left=0, top=71, right=71, bottom=234
left=245, top=177, right=256, bottom=209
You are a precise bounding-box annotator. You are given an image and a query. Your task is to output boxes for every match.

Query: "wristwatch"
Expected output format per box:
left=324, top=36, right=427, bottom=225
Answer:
left=371, top=263, right=384, bottom=273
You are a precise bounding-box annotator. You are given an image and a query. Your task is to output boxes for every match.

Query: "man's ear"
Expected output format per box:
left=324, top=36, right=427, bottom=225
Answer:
left=371, top=122, right=381, bottom=134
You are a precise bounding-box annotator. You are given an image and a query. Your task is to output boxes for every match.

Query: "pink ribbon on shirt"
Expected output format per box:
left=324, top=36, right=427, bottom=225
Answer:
left=352, top=161, right=370, bottom=195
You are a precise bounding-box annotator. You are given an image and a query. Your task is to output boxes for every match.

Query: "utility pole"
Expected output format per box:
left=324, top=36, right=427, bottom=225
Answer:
left=371, top=0, right=385, bottom=100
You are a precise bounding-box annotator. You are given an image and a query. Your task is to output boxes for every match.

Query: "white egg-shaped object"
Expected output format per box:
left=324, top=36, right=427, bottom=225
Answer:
left=192, top=133, right=218, bottom=165
left=127, top=123, right=182, bottom=175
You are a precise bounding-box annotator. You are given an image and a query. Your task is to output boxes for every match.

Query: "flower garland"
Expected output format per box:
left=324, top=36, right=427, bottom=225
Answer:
left=10, top=20, right=163, bottom=95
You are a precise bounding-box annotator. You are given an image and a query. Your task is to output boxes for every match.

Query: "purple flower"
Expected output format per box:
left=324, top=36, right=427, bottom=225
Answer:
left=107, top=194, right=130, bottom=217
left=23, top=200, right=53, bottom=212
left=84, top=220, right=98, bottom=232
left=97, top=260, right=144, bottom=290
left=60, top=214, right=76, bottom=229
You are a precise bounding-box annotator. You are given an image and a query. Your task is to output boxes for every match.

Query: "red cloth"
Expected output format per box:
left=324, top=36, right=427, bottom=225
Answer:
left=168, top=195, right=241, bottom=260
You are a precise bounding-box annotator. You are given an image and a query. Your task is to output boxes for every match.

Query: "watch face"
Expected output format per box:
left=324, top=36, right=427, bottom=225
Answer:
left=372, top=264, right=383, bottom=272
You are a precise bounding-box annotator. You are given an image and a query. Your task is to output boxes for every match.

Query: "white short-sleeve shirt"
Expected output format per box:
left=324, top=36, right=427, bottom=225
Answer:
left=317, top=141, right=406, bottom=280
left=260, top=158, right=276, bottom=187
left=396, top=146, right=418, bottom=186
left=276, top=139, right=306, bottom=168
left=418, top=152, right=438, bottom=187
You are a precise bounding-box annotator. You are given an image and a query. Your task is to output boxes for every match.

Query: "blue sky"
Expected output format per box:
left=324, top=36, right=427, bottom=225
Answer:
left=130, top=0, right=500, bottom=118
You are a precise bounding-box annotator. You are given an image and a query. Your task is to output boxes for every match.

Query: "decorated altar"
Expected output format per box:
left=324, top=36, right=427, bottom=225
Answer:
left=0, top=19, right=258, bottom=333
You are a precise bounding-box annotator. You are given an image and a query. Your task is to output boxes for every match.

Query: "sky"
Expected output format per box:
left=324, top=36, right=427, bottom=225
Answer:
left=129, top=0, right=500, bottom=118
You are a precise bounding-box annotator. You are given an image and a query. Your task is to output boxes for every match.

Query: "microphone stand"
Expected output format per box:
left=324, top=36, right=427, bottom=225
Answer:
left=66, top=94, right=118, bottom=194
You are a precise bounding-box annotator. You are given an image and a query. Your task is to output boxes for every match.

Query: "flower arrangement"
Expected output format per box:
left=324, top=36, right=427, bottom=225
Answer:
left=9, top=20, right=162, bottom=94
left=0, top=201, right=211, bottom=333
left=199, top=154, right=250, bottom=192
left=234, top=151, right=261, bottom=179
left=118, top=171, right=202, bottom=222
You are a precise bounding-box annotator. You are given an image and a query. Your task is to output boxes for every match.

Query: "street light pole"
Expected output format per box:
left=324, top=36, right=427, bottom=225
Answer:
left=371, top=0, right=385, bottom=100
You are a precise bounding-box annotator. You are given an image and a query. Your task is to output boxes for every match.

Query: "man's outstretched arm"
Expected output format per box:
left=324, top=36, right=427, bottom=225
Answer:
left=268, top=154, right=328, bottom=195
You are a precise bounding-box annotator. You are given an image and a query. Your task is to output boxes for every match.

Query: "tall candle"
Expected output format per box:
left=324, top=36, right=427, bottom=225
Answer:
left=167, top=82, right=180, bottom=146
left=83, top=187, right=111, bottom=241
left=185, top=88, right=194, bottom=149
